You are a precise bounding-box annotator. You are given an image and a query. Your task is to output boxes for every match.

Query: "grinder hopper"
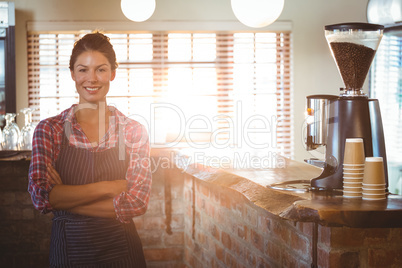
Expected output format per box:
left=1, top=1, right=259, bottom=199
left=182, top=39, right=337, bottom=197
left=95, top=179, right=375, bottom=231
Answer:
left=325, top=23, right=383, bottom=94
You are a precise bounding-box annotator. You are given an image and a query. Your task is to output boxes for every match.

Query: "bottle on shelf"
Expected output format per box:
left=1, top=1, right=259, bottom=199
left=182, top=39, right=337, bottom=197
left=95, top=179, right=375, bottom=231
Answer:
left=2, top=113, right=20, bottom=150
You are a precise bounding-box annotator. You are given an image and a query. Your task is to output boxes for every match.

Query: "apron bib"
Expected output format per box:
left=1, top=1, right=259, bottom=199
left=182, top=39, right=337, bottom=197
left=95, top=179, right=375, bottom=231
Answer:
left=49, top=127, right=146, bottom=268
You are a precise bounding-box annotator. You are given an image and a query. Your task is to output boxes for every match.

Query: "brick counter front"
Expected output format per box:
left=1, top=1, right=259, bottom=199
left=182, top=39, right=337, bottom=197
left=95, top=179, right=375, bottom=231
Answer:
left=0, top=159, right=53, bottom=267
left=180, top=168, right=402, bottom=267
left=173, top=149, right=402, bottom=268
left=1, top=149, right=402, bottom=267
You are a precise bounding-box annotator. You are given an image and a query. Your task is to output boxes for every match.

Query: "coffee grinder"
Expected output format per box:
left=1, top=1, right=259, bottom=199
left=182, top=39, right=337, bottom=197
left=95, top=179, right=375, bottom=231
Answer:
left=305, top=23, right=388, bottom=190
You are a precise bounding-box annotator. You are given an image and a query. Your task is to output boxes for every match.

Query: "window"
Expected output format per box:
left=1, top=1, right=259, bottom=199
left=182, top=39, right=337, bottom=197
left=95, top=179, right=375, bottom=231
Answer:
left=369, top=27, right=402, bottom=194
left=27, top=28, right=292, bottom=158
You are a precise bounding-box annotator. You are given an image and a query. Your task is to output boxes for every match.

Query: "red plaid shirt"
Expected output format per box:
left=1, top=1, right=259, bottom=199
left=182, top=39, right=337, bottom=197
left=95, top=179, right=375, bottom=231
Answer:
left=28, top=105, right=152, bottom=223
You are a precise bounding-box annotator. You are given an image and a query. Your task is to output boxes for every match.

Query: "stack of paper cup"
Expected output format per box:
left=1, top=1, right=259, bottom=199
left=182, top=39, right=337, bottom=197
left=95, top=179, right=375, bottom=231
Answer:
left=362, top=157, right=387, bottom=200
left=343, top=138, right=365, bottom=198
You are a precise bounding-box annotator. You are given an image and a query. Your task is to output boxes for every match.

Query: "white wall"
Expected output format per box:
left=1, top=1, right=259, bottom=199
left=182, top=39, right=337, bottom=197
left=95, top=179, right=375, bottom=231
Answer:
left=11, top=0, right=370, bottom=161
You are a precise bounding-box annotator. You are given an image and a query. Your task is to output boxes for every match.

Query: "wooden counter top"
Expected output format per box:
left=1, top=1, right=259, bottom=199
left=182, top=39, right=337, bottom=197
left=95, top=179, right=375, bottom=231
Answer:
left=171, top=148, right=402, bottom=228
left=4, top=147, right=401, bottom=228
left=0, top=150, right=31, bottom=161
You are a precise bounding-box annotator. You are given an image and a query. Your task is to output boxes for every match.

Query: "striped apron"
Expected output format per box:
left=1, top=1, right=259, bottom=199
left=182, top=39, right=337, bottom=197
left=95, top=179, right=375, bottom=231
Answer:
left=49, top=128, right=146, bottom=268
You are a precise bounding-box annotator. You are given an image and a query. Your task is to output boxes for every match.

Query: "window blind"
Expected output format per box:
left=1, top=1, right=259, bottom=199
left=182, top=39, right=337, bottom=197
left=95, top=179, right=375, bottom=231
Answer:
left=369, top=30, right=402, bottom=194
left=27, top=30, right=293, bottom=158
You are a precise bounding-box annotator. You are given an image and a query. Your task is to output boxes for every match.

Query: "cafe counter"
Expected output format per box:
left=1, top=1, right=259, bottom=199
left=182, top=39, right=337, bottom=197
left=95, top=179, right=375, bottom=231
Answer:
left=2, top=148, right=402, bottom=267
left=170, top=148, right=402, bottom=267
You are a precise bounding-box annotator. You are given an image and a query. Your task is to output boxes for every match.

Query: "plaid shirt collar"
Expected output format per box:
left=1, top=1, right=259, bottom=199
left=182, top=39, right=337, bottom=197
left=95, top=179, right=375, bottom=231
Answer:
left=62, top=104, right=124, bottom=150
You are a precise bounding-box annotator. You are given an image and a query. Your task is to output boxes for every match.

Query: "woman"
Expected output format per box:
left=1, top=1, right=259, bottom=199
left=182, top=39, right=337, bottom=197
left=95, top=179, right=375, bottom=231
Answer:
left=28, top=32, right=151, bottom=267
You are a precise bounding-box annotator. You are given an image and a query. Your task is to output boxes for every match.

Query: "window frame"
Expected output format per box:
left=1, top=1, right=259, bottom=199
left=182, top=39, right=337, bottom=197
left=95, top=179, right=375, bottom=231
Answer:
left=27, top=21, right=294, bottom=158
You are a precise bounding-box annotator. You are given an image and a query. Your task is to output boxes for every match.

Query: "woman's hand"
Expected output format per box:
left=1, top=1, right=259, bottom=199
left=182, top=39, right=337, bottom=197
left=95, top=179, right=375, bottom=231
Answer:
left=47, top=163, right=63, bottom=185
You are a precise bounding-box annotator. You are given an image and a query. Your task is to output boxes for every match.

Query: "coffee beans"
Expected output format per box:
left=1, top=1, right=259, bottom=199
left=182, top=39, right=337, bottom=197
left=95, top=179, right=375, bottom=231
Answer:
left=330, top=42, right=376, bottom=90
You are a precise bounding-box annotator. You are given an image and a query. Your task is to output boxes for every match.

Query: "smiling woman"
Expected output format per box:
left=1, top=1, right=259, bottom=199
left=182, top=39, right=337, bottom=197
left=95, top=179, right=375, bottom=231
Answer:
left=71, top=50, right=116, bottom=106
left=28, top=32, right=151, bottom=267
left=27, top=28, right=293, bottom=158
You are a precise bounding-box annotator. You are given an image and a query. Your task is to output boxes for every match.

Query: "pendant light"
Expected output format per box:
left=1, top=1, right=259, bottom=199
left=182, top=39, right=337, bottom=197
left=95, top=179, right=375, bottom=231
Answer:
left=231, top=0, right=285, bottom=28
left=367, top=0, right=402, bottom=25
left=121, top=0, right=156, bottom=22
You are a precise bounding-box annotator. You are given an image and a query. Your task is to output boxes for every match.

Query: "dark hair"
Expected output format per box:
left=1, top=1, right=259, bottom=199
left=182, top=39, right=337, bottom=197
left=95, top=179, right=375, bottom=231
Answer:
left=69, top=31, right=118, bottom=71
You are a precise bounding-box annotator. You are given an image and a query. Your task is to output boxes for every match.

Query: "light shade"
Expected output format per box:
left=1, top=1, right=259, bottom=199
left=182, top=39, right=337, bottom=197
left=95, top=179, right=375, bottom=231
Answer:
left=231, top=0, right=284, bottom=28
left=367, top=0, right=402, bottom=25
left=121, top=0, right=156, bottom=22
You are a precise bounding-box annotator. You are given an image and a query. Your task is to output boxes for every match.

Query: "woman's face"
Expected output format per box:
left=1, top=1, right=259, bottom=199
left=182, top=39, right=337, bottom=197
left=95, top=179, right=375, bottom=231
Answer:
left=71, top=50, right=116, bottom=105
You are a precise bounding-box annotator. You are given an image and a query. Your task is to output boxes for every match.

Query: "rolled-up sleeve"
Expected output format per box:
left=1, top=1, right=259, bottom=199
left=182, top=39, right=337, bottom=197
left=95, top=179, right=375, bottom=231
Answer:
left=114, top=121, right=152, bottom=223
left=28, top=121, right=55, bottom=214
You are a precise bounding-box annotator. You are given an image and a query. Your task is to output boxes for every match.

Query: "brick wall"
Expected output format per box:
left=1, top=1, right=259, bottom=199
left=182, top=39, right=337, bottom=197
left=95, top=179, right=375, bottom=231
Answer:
left=0, top=160, right=52, bottom=267
left=318, top=225, right=402, bottom=267
left=181, top=169, right=402, bottom=268
left=182, top=172, right=314, bottom=268
left=135, top=165, right=186, bottom=267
